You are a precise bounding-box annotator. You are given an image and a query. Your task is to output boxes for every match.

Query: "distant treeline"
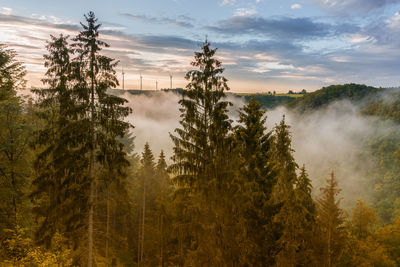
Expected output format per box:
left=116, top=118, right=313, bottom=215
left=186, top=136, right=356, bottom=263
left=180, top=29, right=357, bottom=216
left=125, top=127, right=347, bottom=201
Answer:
left=114, top=89, right=299, bottom=110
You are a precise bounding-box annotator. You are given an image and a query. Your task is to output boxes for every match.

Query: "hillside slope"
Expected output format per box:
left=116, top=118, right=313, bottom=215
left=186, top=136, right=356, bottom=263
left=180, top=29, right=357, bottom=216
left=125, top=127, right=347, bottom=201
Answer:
left=286, top=84, right=383, bottom=113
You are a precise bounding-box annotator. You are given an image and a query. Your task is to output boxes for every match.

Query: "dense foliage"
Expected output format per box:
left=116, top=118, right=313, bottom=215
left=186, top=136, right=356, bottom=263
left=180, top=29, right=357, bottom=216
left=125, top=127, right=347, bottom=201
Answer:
left=287, top=83, right=382, bottom=113
left=238, top=93, right=296, bottom=109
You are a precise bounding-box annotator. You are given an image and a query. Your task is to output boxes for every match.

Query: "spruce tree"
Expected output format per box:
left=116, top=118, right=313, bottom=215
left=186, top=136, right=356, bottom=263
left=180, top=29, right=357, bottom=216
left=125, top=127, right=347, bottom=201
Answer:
left=71, top=12, right=132, bottom=266
left=0, top=44, right=26, bottom=98
left=137, top=143, right=155, bottom=266
left=32, top=13, right=131, bottom=265
left=295, top=165, right=317, bottom=265
left=169, top=40, right=235, bottom=265
left=234, top=97, right=277, bottom=265
left=317, top=171, right=346, bottom=267
left=0, top=44, right=30, bottom=232
left=155, top=151, right=171, bottom=267
left=31, top=35, right=87, bottom=250
left=170, top=40, right=231, bottom=192
left=271, top=116, right=300, bottom=266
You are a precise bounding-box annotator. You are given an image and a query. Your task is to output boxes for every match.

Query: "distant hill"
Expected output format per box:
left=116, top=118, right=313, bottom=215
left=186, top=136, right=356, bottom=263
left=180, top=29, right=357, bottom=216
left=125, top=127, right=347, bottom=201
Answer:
left=286, top=84, right=383, bottom=113
left=284, top=83, right=400, bottom=121
left=229, top=93, right=299, bottom=109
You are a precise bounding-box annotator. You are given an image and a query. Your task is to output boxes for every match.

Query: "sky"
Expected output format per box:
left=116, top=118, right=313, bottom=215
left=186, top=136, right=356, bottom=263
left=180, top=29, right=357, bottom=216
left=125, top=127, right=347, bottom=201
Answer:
left=1, top=0, right=400, bottom=92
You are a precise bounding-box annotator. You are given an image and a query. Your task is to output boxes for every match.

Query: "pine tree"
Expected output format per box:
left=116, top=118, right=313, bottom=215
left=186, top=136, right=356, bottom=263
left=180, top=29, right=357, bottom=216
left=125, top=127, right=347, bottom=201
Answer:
left=155, top=151, right=168, bottom=267
left=31, top=13, right=131, bottom=265
left=271, top=116, right=300, bottom=266
left=234, top=97, right=277, bottom=265
left=0, top=44, right=26, bottom=99
left=0, top=44, right=30, bottom=232
left=137, top=143, right=155, bottom=266
left=170, top=39, right=231, bottom=193
left=317, top=171, right=346, bottom=267
left=295, top=165, right=317, bottom=265
left=169, top=40, right=235, bottom=265
left=71, top=12, right=132, bottom=266
left=31, top=34, right=88, bottom=250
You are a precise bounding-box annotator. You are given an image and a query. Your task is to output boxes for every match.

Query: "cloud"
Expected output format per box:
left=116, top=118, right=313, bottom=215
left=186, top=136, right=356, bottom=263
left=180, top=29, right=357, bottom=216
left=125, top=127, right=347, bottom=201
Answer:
left=2, top=9, right=400, bottom=92
left=291, top=3, right=302, bottom=9
left=0, top=12, right=195, bottom=88
left=207, top=15, right=357, bottom=40
left=352, top=11, right=400, bottom=47
left=235, top=8, right=257, bottom=16
left=349, top=33, right=376, bottom=44
left=0, top=7, right=12, bottom=15
left=309, top=0, right=400, bottom=14
left=266, top=101, right=391, bottom=208
left=386, top=11, right=400, bottom=28
left=0, top=13, right=79, bottom=31
left=120, top=12, right=194, bottom=28
left=221, top=0, right=238, bottom=6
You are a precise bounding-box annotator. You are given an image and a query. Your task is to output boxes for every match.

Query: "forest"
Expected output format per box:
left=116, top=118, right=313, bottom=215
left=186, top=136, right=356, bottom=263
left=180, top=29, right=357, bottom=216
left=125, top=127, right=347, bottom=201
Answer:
left=1, top=12, right=400, bottom=266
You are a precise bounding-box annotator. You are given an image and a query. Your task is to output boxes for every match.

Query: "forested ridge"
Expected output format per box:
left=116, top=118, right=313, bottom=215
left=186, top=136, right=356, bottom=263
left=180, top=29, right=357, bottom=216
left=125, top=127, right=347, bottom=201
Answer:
left=1, top=12, right=400, bottom=267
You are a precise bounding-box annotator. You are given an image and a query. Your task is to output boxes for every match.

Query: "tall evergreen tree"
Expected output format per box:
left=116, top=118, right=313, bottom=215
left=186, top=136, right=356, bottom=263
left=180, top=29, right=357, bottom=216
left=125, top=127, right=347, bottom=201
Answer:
left=317, top=171, right=346, bottom=267
left=234, top=97, right=277, bottom=265
left=155, top=151, right=172, bottom=267
left=170, top=40, right=232, bottom=192
left=295, top=165, right=317, bottom=265
left=169, top=40, right=236, bottom=265
left=71, top=12, right=132, bottom=266
left=271, top=116, right=300, bottom=266
left=0, top=44, right=30, bottom=232
left=31, top=35, right=88, bottom=251
left=0, top=44, right=26, bottom=98
left=137, top=143, right=155, bottom=266
left=31, top=13, right=131, bottom=265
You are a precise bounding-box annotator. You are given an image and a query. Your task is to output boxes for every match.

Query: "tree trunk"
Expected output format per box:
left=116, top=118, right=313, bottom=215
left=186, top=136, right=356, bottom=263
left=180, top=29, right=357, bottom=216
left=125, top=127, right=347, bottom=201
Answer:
left=140, top=175, right=146, bottom=265
left=137, top=207, right=141, bottom=267
left=328, top=221, right=331, bottom=267
left=106, top=187, right=110, bottom=265
left=88, top=50, right=95, bottom=267
left=10, top=164, right=17, bottom=225
left=137, top=175, right=146, bottom=267
left=160, top=214, right=164, bottom=267
left=88, top=149, right=94, bottom=267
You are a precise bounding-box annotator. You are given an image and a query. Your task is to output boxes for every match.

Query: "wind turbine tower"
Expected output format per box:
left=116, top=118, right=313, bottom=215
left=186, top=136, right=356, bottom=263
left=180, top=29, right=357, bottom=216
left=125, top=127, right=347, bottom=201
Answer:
left=169, top=74, right=172, bottom=90
left=122, top=68, right=125, bottom=90
left=156, top=80, right=158, bottom=91
left=140, top=74, right=143, bottom=91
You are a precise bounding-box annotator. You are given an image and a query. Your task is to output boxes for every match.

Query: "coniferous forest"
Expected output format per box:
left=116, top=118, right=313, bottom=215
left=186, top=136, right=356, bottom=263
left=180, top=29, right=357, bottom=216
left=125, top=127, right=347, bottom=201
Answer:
left=2, top=12, right=400, bottom=267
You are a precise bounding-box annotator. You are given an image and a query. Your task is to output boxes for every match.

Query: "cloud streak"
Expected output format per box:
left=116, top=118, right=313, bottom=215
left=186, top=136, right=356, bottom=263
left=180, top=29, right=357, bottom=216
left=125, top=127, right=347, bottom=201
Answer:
left=2, top=6, right=400, bottom=91
left=309, top=0, right=400, bottom=14
left=121, top=12, right=194, bottom=28
left=207, top=15, right=358, bottom=40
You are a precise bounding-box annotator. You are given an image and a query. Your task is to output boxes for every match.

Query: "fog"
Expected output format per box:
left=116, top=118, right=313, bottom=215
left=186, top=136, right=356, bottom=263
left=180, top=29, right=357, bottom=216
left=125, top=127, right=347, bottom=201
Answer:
left=268, top=102, right=378, bottom=207
left=118, top=90, right=393, bottom=208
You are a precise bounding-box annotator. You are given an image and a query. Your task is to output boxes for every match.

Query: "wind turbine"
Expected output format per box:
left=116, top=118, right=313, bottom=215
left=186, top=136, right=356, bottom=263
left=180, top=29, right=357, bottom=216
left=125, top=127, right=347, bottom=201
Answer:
left=122, top=68, right=125, bottom=90
left=156, top=80, right=158, bottom=91
left=169, top=73, right=172, bottom=90
left=140, top=74, right=143, bottom=91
